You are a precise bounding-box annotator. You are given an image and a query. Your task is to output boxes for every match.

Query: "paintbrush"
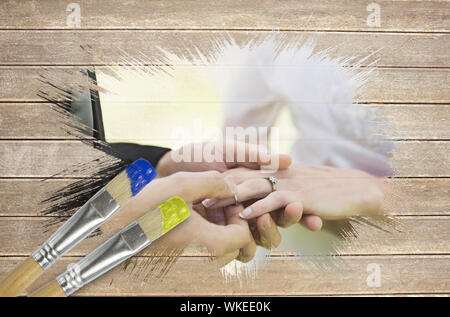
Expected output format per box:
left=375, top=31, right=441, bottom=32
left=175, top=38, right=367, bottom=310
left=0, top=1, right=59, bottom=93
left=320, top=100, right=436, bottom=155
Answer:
left=30, top=196, right=190, bottom=297
left=0, top=158, right=156, bottom=297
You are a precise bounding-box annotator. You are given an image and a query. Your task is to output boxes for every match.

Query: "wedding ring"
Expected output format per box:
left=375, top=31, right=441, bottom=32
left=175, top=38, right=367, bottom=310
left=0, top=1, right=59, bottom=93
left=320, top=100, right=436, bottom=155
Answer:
left=265, top=176, right=278, bottom=192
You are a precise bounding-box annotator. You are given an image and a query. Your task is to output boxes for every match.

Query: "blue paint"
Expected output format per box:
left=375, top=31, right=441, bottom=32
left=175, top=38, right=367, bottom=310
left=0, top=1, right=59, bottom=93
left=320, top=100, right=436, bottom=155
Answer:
left=125, top=158, right=156, bottom=196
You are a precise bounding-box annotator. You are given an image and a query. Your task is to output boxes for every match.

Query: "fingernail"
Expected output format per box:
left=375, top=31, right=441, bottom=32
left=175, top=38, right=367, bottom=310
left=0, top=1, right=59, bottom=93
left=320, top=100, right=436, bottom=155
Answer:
left=239, top=207, right=253, bottom=219
left=202, top=199, right=217, bottom=209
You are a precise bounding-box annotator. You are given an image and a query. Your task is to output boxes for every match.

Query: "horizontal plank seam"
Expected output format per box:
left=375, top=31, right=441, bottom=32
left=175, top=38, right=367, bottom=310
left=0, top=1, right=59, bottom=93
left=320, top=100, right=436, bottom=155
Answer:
left=1, top=254, right=450, bottom=258
left=1, top=102, right=450, bottom=106
left=0, top=63, right=450, bottom=69
left=1, top=213, right=449, bottom=217
left=2, top=139, right=450, bottom=143
left=2, top=101, right=450, bottom=105
left=2, top=176, right=450, bottom=180
left=1, top=64, right=449, bottom=69
left=2, top=215, right=448, bottom=218
left=0, top=28, right=449, bottom=34
left=1, top=101, right=450, bottom=105
left=1, top=138, right=448, bottom=142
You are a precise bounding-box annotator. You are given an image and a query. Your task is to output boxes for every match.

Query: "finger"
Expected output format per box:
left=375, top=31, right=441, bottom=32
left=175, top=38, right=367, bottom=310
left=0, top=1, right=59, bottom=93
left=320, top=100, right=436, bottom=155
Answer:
left=192, top=203, right=207, bottom=218
left=237, top=237, right=257, bottom=263
left=200, top=222, right=250, bottom=258
left=168, top=171, right=236, bottom=203
left=222, top=168, right=276, bottom=185
left=204, top=178, right=273, bottom=209
left=216, top=250, right=240, bottom=267
left=239, top=191, right=296, bottom=220
left=249, top=221, right=262, bottom=246
left=300, top=215, right=323, bottom=231
left=277, top=154, right=292, bottom=169
left=224, top=140, right=292, bottom=169
left=256, top=213, right=281, bottom=249
left=272, top=202, right=303, bottom=228
left=224, top=205, right=256, bottom=263
left=205, top=207, right=227, bottom=226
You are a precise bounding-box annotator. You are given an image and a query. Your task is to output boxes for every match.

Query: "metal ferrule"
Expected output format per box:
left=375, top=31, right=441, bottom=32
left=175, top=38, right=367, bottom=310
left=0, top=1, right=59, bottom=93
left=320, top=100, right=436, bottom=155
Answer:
left=32, top=188, right=121, bottom=270
left=56, top=221, right=151, bottom=296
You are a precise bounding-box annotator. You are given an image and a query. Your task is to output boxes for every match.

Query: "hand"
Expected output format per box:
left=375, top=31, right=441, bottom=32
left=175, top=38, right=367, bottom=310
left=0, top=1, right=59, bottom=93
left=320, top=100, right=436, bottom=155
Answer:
left=154, top=139, right=291, bottom=254
left=102, top=171, right=255, bottom=266
left=208, top=164, right=387, bottom=224
left=155, top=139, right=292, bottom=177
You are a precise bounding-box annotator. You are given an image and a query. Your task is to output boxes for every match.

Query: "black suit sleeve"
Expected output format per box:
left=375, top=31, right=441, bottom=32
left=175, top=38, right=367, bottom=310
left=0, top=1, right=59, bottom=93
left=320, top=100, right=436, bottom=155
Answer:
left=109, top=143, right=171, bottom=168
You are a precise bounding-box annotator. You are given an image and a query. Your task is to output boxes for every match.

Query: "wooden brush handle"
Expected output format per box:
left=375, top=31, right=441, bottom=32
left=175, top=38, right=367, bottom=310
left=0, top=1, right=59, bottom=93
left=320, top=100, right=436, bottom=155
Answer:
left=29, top=280, right=66, bottom=297
left=0, top=256, right=43, bottom=297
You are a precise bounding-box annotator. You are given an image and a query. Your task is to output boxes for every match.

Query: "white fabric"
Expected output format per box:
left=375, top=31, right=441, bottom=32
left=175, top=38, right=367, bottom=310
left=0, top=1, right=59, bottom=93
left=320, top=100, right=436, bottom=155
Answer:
left=214, top=37, right=394, bottom=280
left=213, top=38, right=392, bottom=176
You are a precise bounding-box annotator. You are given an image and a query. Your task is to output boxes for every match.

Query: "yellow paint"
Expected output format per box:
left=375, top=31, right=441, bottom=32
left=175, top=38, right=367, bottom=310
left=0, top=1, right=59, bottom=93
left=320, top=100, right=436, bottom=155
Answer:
left=158, top=196, right=191, bottom=234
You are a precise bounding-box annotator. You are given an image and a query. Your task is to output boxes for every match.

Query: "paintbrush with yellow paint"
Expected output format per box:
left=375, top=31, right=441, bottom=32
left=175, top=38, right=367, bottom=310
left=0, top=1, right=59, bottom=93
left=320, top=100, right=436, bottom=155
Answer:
left=30, top=196, right=190, bottom=297
left=0, top=158, right=156, bottom=297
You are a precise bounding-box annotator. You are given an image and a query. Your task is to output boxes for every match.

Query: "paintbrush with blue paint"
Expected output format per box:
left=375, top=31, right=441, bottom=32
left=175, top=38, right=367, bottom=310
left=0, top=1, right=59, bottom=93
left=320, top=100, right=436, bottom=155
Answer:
left=30, top=196, right=190, bottom=297
left=0, top=158, right=156, bottom=297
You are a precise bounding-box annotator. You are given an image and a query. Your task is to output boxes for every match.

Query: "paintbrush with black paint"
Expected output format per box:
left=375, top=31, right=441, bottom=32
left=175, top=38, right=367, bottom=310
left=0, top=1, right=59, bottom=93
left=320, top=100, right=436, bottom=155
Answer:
left=0, top=158, right=156, bottom=297
left=30, top=196, right=190, bottom=297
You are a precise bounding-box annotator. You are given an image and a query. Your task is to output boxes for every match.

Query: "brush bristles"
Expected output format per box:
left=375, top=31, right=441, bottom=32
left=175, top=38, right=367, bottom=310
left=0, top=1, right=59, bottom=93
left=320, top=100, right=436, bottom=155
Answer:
left=137, top=207, right=164, bottom=241
left=104, top=171, right=132, bottom=206
left=137, top=196, right=191, bottom=241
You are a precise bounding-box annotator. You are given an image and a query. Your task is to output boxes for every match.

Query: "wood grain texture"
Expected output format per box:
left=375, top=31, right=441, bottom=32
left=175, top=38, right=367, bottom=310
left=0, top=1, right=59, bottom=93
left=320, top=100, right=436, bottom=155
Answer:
left=0, top=67, right=448, bottom=103
left=0, top=141, right=104, bottom=177
left=0, top=31, right=448, bottom=67
left=0, top=0, right=448, bottom=32
left=1, top=256, right=448, bottom=296
left=390, top=141, right=450, bottom=176
left=1, top=141, right=448, bottom=177
left=0, top=0, right=448, bottom=297
left=375, top=104, right=450, bottom=140
left=1, top=103, right=448, bottom=140
left=0, top=216, right=448, bottom=256
left=0, top=103, right=76, bottom=139
left=1, top=178, right=448, bottom=217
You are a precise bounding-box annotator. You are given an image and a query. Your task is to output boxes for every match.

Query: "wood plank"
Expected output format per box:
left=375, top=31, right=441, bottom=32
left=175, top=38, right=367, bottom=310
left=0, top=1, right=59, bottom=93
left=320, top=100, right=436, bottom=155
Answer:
left=0, top=141, right=105, bottom=178
left=364, top=68, right=450, bottom=103
left=374, top=104, right=450, bottom=140
left=0, top=179, right=74, bottom=216
left=1, top=67, right=449, bottom=103
left=0, top=216, right=448, bottom=256
left=1, top=141, right=449, bottom=177
left=1, top=178, right=448, bottom=217
left=0, top=255, right=448, bottom=295
left=390, top=141, right=450, bottom=177
left=1, top=103, right=449, bottom=140
left=0, top=103, right=76, bottom=139
left=0, top=31, right=448, bottom=67
left=0, top=0, right=448, bottom=32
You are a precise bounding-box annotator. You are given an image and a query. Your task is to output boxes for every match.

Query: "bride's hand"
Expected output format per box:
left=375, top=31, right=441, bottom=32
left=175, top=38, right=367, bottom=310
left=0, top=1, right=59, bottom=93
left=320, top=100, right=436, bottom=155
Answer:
left=204, top=164, right=388, bottom=224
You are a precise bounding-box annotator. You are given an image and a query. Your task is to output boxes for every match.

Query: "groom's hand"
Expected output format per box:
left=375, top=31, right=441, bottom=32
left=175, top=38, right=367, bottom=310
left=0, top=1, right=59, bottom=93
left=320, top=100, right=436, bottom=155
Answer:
left=104, top=171, right=258, bottom=266
left=155, top=140, right=292, bottom=177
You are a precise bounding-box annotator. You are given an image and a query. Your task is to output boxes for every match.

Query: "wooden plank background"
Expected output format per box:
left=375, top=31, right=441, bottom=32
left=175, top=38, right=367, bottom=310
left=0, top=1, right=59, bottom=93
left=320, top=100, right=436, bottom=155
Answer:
left=0, top=0, right=448, bottom=296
